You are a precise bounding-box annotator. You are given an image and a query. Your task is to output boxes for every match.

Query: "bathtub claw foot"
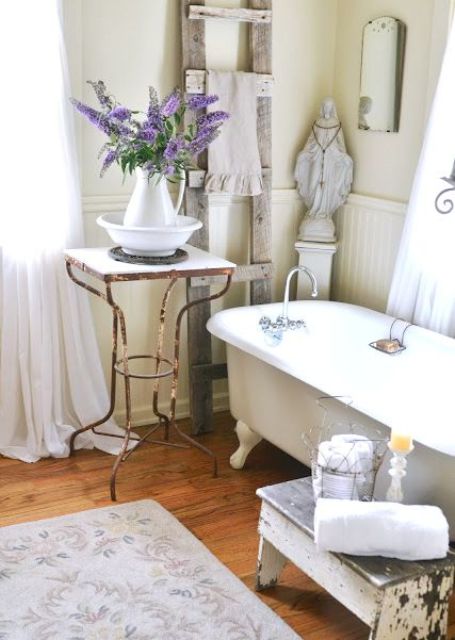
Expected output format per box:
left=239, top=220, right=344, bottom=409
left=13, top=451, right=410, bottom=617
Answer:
left=230, top=421, right=262, bottom=470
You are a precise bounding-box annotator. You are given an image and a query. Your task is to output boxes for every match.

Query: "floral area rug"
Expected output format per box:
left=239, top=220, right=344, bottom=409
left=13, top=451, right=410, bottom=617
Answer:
left=0, top=500, right=300, bottom=639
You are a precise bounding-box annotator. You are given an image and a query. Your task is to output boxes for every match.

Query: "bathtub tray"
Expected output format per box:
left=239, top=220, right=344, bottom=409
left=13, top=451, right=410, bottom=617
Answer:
left=256, top=477, right=455, bottom=639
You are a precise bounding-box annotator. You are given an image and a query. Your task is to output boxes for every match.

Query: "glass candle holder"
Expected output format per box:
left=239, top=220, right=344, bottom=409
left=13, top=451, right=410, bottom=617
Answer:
left=385, top=441, right=414, bottom=502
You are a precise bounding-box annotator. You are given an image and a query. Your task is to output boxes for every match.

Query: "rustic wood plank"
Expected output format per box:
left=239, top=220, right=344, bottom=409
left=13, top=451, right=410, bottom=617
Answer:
left=187, top=169, right=207, bottom=189
left=249, top=0, right=273, bottom=75
left=181, top=0, right=214, bottom=435
left=256, top=536, right=287, bottom=590
left=249, top=0, right=272, bottom=306
left=190, top=362, right=228, bottom=382
left=184, top=187, right=210, bottom=248
left=190, top=262, right=273, bottom=287
left=182, top=0, right=274, bottom=431
left=189, top=5, right=271, bottom=24
left=250, top=170, right=272, bottom=303
left=181, top=0, right=206, bottom=70
left=185, top=69, right=273, bottom=97
left=186, top=282, right=214, bottom=434
left=369, top=569, right=455, bottom=639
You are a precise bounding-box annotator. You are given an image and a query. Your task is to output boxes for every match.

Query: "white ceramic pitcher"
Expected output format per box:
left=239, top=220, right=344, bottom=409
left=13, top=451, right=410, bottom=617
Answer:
left=123, top=167, right=186, bottom=228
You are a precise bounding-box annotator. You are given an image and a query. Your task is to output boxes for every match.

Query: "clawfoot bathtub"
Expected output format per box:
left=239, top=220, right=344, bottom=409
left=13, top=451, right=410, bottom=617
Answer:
left=207, top=300, right=455, bottom=536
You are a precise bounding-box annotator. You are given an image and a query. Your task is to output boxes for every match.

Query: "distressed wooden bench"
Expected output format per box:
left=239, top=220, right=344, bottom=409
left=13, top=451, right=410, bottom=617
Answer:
left=256, top=477, right=455, bottom=639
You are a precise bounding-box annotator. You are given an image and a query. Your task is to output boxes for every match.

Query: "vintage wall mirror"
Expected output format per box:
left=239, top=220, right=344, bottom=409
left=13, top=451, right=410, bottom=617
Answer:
left=359, top=17, right=406, bottom=132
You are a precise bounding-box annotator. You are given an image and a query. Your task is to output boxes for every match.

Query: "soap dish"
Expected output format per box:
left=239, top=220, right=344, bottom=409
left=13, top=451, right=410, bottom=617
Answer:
left=369, top=338, right=406, bottom=355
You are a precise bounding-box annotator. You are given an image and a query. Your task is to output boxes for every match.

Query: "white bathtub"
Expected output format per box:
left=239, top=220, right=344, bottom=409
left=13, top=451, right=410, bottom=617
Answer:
left=207, top=300, right=455, bottom=536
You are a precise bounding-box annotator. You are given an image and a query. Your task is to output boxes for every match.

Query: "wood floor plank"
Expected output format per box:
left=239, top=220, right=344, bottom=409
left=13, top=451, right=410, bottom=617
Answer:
left=0, top=411, right=453, bottom=639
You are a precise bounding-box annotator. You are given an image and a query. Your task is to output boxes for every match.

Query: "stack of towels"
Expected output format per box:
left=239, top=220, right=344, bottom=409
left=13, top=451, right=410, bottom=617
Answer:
left=313, top=433, right=374, bottom=500
left=314, top=498, right=449, bottom=560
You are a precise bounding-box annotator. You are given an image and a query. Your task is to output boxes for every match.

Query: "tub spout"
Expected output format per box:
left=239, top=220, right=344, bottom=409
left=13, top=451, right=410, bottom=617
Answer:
left=281, top=265, right=318, bottom=322
left=258, top=265, right=318, bottom=345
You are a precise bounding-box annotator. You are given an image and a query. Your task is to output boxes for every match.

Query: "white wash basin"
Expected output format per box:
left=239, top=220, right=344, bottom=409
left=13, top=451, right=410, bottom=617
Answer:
left=97, top=212, right=202, bottom=257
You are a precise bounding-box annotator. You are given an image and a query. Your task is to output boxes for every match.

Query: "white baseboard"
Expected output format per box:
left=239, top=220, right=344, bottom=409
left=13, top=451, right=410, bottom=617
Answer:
left=113, top=391, right=230, bottom=427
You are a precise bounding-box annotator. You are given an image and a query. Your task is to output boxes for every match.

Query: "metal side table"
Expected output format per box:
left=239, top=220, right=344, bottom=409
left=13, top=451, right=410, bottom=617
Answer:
left=64, top=245, right=235, bottom=500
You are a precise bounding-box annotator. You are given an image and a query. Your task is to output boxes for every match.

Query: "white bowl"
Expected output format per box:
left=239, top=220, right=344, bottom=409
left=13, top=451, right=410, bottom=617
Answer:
left=97, top=212, right=202, bottom=257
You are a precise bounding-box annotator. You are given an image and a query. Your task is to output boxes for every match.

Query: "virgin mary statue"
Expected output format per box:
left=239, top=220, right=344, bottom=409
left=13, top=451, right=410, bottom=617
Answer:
left=295, top=98, right=353, bottom=242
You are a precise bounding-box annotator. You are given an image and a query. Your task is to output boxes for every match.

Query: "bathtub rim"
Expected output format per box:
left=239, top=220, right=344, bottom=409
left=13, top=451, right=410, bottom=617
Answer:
left=207, top=300, right=455, bottom=458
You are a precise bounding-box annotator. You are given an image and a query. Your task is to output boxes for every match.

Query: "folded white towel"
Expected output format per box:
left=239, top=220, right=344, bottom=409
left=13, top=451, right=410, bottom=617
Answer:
left=317, top=440, right=369, bottom=474
left=205, top=70, right=263, bottom=196
left=330, top=434, right=374, bottom=473
left=314, top=498, right=449, bottom=561
left=312, top=467, right=358, bottom=500
left=314, top=437, right=374, bottom=501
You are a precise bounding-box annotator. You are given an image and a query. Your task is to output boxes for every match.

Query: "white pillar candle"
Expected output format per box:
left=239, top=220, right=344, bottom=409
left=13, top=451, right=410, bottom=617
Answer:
left=389, top=428, right=413, bottom=453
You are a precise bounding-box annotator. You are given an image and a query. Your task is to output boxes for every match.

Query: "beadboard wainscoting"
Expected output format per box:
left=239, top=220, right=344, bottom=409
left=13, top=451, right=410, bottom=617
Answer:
left=82, top=189, right=304, bottom=426
left=333, top=194, right=407, bottom=312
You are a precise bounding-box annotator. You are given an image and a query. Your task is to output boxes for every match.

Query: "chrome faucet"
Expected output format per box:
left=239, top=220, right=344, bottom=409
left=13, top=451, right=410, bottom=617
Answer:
left=259, top=265, right=318, bottom=344
left=281, top=265, right=318, bottom=323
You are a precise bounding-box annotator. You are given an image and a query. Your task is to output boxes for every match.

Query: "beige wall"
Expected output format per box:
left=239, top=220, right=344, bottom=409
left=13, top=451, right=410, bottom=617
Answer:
left=63, top=1, right=451, bottom=422
left=67, top=0, right=451, bottom=205
left=332, top=0, right=450, bottom=202
left=69, top=0, right=338, bottom=194
left=330, top=0, right=451, bottom=312
left=63, top=0, right=338, bottom=421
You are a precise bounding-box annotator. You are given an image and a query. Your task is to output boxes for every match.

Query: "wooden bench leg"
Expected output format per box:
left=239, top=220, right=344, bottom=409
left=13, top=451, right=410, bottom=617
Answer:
left=369, top=568, right=454, bottom=639
left=256, top=536, right=287, bottom=591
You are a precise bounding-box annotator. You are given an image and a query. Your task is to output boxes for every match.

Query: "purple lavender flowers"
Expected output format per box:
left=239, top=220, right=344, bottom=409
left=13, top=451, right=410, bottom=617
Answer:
left=109, top=106, right=131, bottom=121
left=71, top=82, right=229, bottom=180
left=160, top=90, right=181, bottom=117
left=187, top=94, right=219, bottom=110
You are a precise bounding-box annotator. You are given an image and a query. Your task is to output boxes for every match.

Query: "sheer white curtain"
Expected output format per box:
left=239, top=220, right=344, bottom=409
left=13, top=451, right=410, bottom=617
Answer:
left=0, top=1, right=119, bottom=461
left=387, top=18, right=455, bottom=335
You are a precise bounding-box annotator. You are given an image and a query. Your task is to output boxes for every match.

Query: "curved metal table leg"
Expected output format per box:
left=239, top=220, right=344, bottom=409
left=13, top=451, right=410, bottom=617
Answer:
left=66, top=265, right=119, bottom=455
left=168, top=274, right=233, bottom=477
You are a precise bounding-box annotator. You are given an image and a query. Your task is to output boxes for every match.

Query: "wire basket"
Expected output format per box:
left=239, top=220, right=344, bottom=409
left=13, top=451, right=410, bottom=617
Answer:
left=302, top=396, right=388, bottom=502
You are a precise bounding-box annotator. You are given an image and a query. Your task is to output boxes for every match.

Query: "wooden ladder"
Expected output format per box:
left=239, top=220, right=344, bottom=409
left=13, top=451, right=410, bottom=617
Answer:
left=181, top=0, right=273, bottom=434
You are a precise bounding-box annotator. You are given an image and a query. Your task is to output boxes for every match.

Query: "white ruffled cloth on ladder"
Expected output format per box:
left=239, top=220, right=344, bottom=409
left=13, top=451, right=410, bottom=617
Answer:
left=205, top=71, right=263, bottom=196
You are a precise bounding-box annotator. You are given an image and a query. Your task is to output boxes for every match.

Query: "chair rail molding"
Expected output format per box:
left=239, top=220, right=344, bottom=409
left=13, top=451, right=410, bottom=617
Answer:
left=82, top=189, right=300, bottom=214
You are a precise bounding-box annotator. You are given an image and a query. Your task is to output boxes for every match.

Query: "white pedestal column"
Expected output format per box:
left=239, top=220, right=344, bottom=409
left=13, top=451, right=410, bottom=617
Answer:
left=295, top=241, right=337, bottom=300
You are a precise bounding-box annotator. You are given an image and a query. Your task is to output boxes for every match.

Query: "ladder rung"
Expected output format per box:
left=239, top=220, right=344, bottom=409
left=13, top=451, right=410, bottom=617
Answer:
left=185, top=69, right=273, bottom=98
left=188, top=5, right=272, bottom=24
left=191, top=362, right=228, bottom=382
left=190, top=262, right=273, bottom=287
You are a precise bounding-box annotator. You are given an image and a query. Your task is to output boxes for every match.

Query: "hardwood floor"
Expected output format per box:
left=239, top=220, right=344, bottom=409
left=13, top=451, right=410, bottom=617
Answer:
left=0, top=411, right=453, bottom=639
